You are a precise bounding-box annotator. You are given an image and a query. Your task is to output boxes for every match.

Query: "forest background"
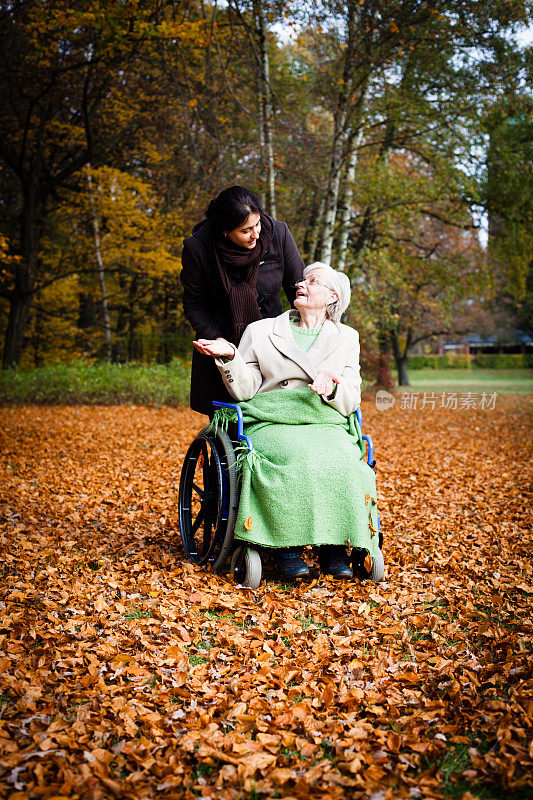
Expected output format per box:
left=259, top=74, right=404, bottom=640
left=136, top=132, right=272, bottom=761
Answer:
left=0, top=0, right=531, bottom=387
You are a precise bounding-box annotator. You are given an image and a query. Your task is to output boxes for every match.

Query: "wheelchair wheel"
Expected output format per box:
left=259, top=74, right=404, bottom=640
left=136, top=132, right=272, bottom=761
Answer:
left=351, top=547, right=385, bottom=583
left=178, top=426, right=238, bottom=572
left=231, top=545, right=262, bottom=589
left=377, top=512, right=383, bottom=549
left=369, top=549, right=384, bottom=582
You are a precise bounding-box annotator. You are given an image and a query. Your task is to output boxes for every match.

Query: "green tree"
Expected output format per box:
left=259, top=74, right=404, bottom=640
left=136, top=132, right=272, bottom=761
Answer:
left=486, top=95, right=533, bottom=302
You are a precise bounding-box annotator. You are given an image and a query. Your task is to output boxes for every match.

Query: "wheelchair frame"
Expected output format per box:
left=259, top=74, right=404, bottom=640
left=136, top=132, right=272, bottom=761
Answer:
left=178, top=401, right=383, bottom=587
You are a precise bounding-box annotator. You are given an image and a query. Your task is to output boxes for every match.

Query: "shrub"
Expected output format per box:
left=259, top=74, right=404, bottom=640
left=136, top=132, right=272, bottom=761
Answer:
left=0, top=360, right=191, bottom=406
left=406, top=353, right=533, bottom=370
left=473, top=353, right=533, bottom=369
left=360, top=346, right=395, bottom=390
left=407, top=354, right=472, bottom=370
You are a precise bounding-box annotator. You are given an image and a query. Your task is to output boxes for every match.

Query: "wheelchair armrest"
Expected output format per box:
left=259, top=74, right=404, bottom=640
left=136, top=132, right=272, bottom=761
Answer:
left=362, top=434, right=374, bottom=467
left=212, top=401, right=253, bottom=452
left=355, top=407, right=374, bottom=466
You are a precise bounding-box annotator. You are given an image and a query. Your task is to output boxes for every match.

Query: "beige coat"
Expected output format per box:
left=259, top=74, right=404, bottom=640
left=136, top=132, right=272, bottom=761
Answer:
left=215, top=310, right=361, bottom=417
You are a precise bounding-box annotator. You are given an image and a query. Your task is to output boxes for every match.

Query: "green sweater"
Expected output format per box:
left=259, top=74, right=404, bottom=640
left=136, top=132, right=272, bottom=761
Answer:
left=289, top=317, right=322, bottom=352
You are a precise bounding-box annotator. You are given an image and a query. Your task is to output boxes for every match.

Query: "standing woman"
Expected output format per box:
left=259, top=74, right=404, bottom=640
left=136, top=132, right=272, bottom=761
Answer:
left=181, top=186, right=305, bottom=415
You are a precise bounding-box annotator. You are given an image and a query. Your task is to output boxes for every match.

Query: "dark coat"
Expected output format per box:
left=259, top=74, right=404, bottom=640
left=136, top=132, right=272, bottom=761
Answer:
left=181, top=215, right=304, bottom=415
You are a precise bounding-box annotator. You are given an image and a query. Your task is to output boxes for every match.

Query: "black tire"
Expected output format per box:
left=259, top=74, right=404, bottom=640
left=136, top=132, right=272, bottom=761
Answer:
left=178, top=426, right=239, bottom=572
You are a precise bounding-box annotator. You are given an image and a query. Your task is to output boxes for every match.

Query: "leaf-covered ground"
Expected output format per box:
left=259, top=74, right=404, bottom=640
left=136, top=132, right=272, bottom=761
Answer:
left=1, top=398, right=532, bottom=800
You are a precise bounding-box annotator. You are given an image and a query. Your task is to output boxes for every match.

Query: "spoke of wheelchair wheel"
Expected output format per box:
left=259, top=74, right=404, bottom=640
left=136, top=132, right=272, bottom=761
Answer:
left=202, top=517, right=212, bottom=553
left=190, top=508, right=205, bottom=535
left=191, top=481, right=204, bottom=499
left=200, top=443, right=211, bottom=483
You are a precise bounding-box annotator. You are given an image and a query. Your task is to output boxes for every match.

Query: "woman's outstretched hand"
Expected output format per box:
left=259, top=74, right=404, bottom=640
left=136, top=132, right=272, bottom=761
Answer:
left=193, top=337, right=236, bottom=360
left=309, top=371, right=340, bottom=399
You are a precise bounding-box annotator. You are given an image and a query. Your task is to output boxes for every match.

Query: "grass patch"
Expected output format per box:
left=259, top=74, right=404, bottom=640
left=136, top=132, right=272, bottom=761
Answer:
left=280, top=747, right=301, bottom=760
left=0, top=359, right=191, bottom=406
left=7, top=363, right=526, bottom=404
left=394, top=368, right=533, bottom=395
left=320, top=740, right=336, bottom=760
left=298, top=614, right=326, bottom=630
left=124, top=608, right=153, bottom=620
left=408, top=625, right=432, bottom=642
left=438, top=743, right=471, bottom=789
left=189, top=654, right=209, bottom=667
left=195, top=762, right=216, bottom=779
left=187, top=636, right=211, bottom=667
left=441, top=779, right=531, bottom=800
left=427, top=739, right=532, bottom=800
left=201, top=609, right=236, bottom=623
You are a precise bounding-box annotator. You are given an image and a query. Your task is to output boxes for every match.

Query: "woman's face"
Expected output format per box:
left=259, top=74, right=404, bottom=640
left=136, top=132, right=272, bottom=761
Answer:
left=225, top=212, right=261, bottom=249
left=294, top=268, right=337, bottom=314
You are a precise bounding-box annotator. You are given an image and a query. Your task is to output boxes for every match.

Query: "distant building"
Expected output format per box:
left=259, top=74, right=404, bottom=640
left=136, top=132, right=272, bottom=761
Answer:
left=439, top=329, right=533, bottom=355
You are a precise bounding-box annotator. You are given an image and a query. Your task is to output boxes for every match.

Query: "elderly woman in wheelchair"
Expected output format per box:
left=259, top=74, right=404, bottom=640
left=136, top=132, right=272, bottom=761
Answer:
left=180, top=261, right=383, bottom=587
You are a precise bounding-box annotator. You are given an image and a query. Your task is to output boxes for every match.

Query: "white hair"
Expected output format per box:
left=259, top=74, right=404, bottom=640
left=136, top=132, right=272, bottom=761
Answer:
left=303, top=262, right=351, bottom=322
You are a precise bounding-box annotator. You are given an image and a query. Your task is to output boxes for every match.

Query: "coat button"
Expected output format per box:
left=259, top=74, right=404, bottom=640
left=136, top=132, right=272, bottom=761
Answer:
left=281, top=380, right=288, bottom=387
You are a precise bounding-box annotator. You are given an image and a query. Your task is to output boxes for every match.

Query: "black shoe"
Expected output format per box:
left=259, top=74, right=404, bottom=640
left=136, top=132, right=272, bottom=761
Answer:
left=275, top=548, right=310, bottom=579
left=319, top=545, right=353, bottom=579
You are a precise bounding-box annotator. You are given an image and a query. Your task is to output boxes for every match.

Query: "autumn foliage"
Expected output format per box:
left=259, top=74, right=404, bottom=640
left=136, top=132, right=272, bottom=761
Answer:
left=0, top=399, right=532, bottom=799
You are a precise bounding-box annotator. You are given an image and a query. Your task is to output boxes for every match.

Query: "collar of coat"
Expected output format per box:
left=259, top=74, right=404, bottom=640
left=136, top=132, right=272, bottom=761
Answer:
left=269, top=310, right=341, bottom=379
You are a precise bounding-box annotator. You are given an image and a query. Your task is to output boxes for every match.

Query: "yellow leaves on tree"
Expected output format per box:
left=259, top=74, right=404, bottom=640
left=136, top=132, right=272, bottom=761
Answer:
left=75, top=165, right=180, bottom=280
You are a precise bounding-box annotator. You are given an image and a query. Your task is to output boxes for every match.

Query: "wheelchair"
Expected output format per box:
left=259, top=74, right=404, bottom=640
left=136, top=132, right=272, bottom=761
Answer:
left=178, top=401, right=384, bottom=588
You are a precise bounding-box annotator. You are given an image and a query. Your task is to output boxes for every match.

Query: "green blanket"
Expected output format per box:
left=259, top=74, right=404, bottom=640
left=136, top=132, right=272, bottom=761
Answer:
left=212, top=388, right=380, bottom=556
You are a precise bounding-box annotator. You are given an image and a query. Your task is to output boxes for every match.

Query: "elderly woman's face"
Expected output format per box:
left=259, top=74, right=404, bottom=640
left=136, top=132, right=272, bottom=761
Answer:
left=294, top=268, right=337, bottom=314
left=225, top=212, right=261, bottom=249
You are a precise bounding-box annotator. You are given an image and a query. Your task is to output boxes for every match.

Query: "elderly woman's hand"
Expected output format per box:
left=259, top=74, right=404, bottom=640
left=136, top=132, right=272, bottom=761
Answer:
left=309, top=371, right=340, bottom=399
left=193, top=337, right=236, bottom=360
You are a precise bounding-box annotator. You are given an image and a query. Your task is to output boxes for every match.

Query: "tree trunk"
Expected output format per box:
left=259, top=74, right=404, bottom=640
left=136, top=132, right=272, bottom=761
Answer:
left=391, top=329, right=411, bottom=386
left=319, top=104, right=351, bottom=265
left=376, top=326, right=394, bottom=390
left=336, top=129, right=363, bottom=271
left=87, top=164, right=112, bottom=361
left=3, top=292, right=33, bottom=368
left=318, top=0, right=357, bottom=264
left=32, top=304, right=44, bottom=367
left=161, top=288, right=171, bottom=363
left=127, top=274, right=138, bottom=362
left=2, top=185, right=42, bottom=369
left=306, top=194, right=326, bottom=263
left=336, top=85, right=369, bottom=271
left=395, top=353, right=410, bottom=385
left=254, top=0, right=276, bottom=217
left=351, top=120, right=396, bottom=261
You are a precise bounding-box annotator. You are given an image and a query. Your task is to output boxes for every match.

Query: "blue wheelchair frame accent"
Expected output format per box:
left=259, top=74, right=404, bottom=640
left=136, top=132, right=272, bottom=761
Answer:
left=213, top=401, right=374, bottom=465
left=212, top=401, right=254, bottom=452
left=355, top=407, right=374, bottom=466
